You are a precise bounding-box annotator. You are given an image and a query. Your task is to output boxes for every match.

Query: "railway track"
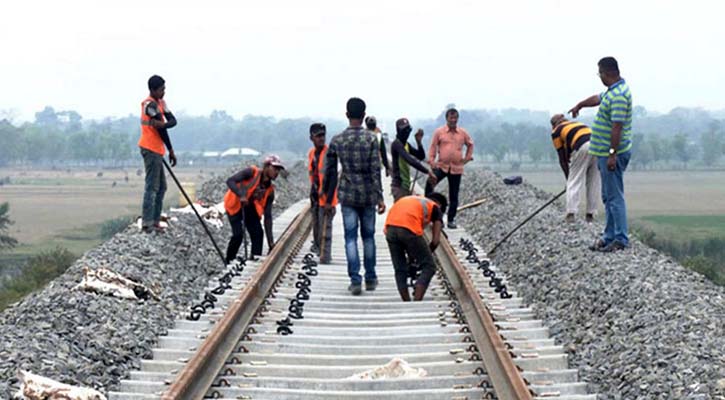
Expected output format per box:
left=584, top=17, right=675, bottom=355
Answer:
left=110, top=190, right=596, bottom=400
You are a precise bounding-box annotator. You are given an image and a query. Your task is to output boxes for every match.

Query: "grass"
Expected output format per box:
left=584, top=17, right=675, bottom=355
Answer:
left=0, top=165, right=228, bottom=273
left=638, top=215, right=725, bottom=240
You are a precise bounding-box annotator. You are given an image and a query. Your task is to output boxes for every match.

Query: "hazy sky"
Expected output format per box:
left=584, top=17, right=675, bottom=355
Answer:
left=2, top=0, right=724, bottom=123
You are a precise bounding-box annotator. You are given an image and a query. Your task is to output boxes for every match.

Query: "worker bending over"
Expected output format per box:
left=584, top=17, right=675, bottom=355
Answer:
left=223, top=155, right=285, bottom=262
left=384, top=193, right=447, bottom=301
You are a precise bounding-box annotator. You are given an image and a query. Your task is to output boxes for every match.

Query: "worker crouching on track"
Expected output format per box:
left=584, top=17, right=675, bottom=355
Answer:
left=385, top=193, right=447, bottom=301
left=308, top=123, right=338, bottom=264
left=223, top=155, right=285, bottom=263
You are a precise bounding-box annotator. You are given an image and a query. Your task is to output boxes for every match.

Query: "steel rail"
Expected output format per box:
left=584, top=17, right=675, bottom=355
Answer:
left=161, top=204, right=312, bottom=400
left=433, top=233, right=535, bottom=400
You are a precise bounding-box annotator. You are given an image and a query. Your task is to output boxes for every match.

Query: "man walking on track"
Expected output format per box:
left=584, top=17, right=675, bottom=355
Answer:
left=223, top=155, right=285, bottom=262
left=365, top=116, right=391, bottom=177
left=569, top=57, right=633, bottom=252
left=425, top=108, right=474, bottom=229
left=385, top=193, right=447, bottom=301
left=323, top=97, right=386, bottom=296
left=549, top=114, right=600, bottom=223
left=308, top=123, right=338, bottom=264
left=138, top=75, right=178, bottom=233
left=390, top=118, right=437, bottom=202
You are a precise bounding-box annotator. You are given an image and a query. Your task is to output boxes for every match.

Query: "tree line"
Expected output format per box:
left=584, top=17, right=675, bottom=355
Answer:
left=1, top=105, right=724, bottom=168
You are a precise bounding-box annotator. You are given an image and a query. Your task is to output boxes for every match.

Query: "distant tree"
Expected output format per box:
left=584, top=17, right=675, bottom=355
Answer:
left=701, top=130, right=723, bottom=166
left=0, top=202, right=18, bottom=251
left=34, top=106, right=59, bottom=127
left=671, top=133, right=692, bottom=168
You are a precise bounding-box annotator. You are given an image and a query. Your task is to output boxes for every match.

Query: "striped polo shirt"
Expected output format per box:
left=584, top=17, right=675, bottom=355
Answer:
left=551, top=121, right=591, bottom=153
left=590, top=79, right=633, bottom=157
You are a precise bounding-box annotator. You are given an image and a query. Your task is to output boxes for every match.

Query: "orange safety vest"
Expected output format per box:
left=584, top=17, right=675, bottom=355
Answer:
left=307, top=146, right=338, bottom=207
left=223, top=166, right=274, bottom=217
left=384, top=195, right=437, bottom=236
left=138, top=96, right=167, bottom=155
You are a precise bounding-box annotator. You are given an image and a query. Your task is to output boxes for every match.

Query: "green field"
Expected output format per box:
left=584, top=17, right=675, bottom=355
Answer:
left=0, top=165, right=228, bottom=272
left=496, top=168, right=725, bottom=285
left=637, top=215, right=725, bottom=239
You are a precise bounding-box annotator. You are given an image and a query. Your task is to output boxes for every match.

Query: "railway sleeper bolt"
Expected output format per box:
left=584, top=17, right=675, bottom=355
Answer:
left=212, top=379, right=231, bottom=387
left=277, top=326, right=293, bottom=335
left=473, top=367, right=485, bottom=375
left=296, top=291, right=310, bottom=300
left=208, top=390, right=222, bottom=398
left=467, top=344, right=479, bottom=353
left=469, top=353, right=482, bottom=361
left=304, top=269, right=319, bottom=276
left=463, top=336, right=474, bottom=343
left=200, top=300, right=215, bottom=309
left=229, top=357, right=242, bottom=364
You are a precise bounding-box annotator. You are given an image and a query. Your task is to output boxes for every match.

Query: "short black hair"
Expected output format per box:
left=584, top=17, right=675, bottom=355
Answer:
left=427, top=192, right=448, bottom=216
left=445, top=108, right=459, bottom=118
left=346, top=97, right=366, bottom=119
left=148, top=75, right=165, bottom=91
left=365, top=116, right=377, bottom=130
left=598, top=57, right=619, bottom=74
left=309, top=123, right=326, bottom=136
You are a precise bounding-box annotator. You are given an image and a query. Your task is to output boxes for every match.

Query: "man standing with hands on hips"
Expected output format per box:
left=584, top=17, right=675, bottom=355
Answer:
left=569, top=57, right=633, bottom=253
left=425, top=108, right=474, bottom=229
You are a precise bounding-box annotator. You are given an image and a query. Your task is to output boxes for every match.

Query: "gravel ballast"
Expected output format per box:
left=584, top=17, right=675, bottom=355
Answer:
left=0, top=160, right=307, bottom=398
left=455, top=168, right=725, bottom=399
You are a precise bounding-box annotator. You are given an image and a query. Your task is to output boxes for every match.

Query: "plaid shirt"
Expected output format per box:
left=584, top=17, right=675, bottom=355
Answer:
left=323, top=126, right=383, bottom=207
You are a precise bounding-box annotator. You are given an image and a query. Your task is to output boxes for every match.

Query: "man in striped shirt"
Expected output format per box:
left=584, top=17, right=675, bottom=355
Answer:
left=549, top=114, right=600, bottom=223
left=569, top=57, right=633, bottom=252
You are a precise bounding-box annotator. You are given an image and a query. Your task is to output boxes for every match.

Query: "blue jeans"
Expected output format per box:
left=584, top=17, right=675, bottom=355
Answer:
left=341, top=205, right=377, bottom=285
left=598, top=151, right=631, bottom=246
left=141, top=148, right=167, bottom=228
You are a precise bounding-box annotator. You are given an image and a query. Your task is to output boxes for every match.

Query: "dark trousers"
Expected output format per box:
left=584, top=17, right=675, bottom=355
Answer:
left=140, top=148, right=167, bottom=228
left=311, top=203, right=336, bottom=263
left=391, top=185, right=411, bottom=202
left=425, top=168, right=461, bottom=222
left=385, top=226, right=436, bottom=292
left=226, top=204, right=264, bottom=262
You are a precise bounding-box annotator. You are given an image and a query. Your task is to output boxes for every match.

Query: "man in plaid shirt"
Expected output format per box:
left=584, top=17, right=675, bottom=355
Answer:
left=323, top=97, right=386, bottom=295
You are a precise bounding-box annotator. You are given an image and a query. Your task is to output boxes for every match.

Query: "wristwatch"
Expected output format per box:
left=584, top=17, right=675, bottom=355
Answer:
left=609, top=148, right=616, bottom=155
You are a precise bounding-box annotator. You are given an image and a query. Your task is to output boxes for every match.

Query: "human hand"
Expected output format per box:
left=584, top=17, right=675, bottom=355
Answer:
left=427, top=171, right=437, bottom=186
left=377, top=201, right=386, bottom=215
left=607, top=154, right=616, bottom=171
left=151, top=119, right=165, bottom=129
left=168, top=150, right=177, bottom=167
left=414, top=129, right=424, bottom=142
left=568, top=105, right=581, bottom=118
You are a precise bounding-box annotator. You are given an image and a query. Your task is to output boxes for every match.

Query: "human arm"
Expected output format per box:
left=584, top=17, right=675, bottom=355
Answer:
left=410, top=129, right=426, bottom=160
left=607, top=122, right=623, bottom=171
left=427, top=130, right=439, bottom=167
left=225, top=167, right=255, bottom=203
left=569, top=94, right=601, bottom=118
left=370, top=138, right=386, bottom=214
left=264, top=191, right=275, bottom=253
left=463, top=129, right=474, bottom=163
left=163, top=110, right=177, bottom=129
left=557, top=148, right=569, bottom=178
left=322, top=141, right=338, bottom=211
left=429, top=219, right=443, bottom=253
left=379, top=136, right=390, bottom=173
